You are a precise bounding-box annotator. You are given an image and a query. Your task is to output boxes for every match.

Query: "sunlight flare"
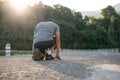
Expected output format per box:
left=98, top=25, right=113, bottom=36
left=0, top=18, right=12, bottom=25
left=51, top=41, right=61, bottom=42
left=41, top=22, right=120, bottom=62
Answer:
left=10, top=0, right=27, bottom=11
left=10, top=0, right=40, bottom=11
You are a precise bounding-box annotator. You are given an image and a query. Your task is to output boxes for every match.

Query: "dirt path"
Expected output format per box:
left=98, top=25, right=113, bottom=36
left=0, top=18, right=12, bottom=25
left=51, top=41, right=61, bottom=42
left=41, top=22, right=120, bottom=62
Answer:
left=0, top=51, right=120, bottom=80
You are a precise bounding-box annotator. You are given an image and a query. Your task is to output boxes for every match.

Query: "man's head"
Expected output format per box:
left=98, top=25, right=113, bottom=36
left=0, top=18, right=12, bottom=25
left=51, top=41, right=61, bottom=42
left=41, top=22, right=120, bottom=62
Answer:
left=47, top=18, right=54, bottom=22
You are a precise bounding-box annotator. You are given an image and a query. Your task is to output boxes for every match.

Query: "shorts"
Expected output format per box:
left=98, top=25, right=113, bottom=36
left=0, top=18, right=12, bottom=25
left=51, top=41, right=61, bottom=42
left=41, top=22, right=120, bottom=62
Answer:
left=34, top=38, right=56, bottom=53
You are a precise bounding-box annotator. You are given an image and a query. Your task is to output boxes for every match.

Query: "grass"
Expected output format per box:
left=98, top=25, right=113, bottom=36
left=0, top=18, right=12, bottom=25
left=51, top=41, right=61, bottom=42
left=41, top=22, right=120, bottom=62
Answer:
left=0, top=51, right=32, bottom=56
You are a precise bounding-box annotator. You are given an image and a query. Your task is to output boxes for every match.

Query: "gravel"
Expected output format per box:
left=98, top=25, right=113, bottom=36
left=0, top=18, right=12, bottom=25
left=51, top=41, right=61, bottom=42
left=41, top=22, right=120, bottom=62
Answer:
left=0, top=51, right=120, bottom=80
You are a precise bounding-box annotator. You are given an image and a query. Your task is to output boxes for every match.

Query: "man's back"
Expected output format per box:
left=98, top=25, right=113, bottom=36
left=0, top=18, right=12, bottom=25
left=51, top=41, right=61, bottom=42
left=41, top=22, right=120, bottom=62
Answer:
left=33, top=21, right=59, bottom=44
left=32, top=20, right=61, bottom=61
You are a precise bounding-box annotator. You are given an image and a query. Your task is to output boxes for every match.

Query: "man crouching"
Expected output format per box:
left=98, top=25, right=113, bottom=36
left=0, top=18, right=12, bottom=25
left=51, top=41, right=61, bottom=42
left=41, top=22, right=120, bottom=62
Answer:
left=32, top=18, right=61, bottom=61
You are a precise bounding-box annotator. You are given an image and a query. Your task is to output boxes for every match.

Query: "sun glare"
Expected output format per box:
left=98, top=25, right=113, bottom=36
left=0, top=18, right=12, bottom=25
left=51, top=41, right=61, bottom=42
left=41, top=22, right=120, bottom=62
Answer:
left=10, top=0, right=27, bottom=11
left=10, top=0, right=39, bottom=11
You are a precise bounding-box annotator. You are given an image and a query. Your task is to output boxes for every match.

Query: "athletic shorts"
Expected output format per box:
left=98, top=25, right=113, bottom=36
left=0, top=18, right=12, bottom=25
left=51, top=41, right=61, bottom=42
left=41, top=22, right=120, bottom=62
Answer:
left=34, top=37, right=56, bottom=50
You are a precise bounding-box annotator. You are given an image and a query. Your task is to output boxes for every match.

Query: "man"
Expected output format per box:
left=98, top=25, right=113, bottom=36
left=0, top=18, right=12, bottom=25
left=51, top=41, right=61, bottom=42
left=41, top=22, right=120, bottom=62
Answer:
left=32, top=18, right=61, bottom=61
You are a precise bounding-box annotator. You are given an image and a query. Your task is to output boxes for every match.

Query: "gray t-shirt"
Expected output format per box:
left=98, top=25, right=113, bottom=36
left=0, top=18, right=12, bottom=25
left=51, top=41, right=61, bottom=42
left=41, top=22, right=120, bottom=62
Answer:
left=33, top=21, right=60, bottom=44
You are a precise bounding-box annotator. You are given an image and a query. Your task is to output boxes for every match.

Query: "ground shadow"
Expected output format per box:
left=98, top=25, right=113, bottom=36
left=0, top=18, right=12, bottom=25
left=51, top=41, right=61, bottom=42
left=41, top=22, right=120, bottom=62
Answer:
left=94, top=53, right=120, bottom=65
left=35, top=59, right=94, bottom=79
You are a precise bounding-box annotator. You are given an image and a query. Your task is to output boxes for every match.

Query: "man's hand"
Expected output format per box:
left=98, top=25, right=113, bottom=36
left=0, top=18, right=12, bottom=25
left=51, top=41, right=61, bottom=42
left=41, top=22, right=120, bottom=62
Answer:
left=55, top=55, right=61, bottom=60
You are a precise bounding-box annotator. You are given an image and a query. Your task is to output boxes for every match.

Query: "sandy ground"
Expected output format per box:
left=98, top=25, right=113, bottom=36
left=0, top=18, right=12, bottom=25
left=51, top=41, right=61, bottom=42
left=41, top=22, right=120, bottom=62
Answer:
left=0, top=51, right=120, bottom=80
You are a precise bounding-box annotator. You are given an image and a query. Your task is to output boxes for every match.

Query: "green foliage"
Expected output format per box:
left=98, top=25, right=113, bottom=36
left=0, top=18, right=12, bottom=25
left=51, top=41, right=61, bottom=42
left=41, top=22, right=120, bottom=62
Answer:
left=12, top=51, right=31, bottom=55
left=0, top=52, right=5, bottom=56
left=0, top=0, right=120, bottom=51
left=0, top=51, right=31, bottom=56
left=101, top=6, right=117, bottom=19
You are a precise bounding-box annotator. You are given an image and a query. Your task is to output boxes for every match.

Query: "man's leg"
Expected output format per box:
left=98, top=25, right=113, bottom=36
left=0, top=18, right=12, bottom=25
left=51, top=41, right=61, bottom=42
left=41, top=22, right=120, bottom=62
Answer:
left=33, top=48, right=46, bottom=61
left=45, top=39, right=56, bottom=60
left=46, top=45, right=55, bottom=60
left=34, top=40, right=55, bottom=60
left=47, top=37, right=56, bottom=55
left=47, top=45, right=55, bottom=55
left=33, top=42, right=47, bottom=61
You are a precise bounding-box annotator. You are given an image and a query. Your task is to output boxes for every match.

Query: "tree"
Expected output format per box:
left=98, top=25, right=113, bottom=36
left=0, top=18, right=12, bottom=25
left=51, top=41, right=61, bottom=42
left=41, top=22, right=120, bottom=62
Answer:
left=53, top=4, right=74, bottom=22
left=101, top=6, right=117, bottom=19
left=73, top=12, right=85, bottom=30
left=84, top=16, right=98, bottom=30
left=0, top=1, right=120, bottom=50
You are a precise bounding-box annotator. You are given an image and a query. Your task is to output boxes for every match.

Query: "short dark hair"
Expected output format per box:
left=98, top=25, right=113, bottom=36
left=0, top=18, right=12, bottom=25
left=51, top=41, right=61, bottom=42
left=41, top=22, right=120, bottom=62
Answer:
left=47, top=18, right=54, bottom=21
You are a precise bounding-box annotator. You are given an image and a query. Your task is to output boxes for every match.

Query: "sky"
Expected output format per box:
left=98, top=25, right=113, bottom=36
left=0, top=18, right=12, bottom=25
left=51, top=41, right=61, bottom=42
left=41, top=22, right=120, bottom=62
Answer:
left=40, top=0, right=120, bottom=11
left=9, top=0, right=120, bottom=12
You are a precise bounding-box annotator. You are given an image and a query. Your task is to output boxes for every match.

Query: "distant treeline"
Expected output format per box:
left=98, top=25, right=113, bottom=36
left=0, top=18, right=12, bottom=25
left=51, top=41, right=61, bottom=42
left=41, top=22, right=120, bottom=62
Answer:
left=0, top=0, right=120, bottom=50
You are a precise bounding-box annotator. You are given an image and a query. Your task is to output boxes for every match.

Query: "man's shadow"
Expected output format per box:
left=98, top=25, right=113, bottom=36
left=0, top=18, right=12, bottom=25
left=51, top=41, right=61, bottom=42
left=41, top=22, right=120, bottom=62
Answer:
left=35, top=59, right=94, bottom=79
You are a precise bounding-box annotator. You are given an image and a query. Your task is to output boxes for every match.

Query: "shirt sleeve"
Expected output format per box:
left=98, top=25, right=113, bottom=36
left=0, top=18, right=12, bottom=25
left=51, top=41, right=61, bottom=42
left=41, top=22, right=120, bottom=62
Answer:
left=55, top=24, right=60, bottom=32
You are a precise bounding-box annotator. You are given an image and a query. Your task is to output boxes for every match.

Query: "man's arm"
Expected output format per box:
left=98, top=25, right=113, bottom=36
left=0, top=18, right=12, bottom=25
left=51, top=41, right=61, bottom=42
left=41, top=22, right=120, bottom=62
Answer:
left=55, top=32, right=61, bottom=59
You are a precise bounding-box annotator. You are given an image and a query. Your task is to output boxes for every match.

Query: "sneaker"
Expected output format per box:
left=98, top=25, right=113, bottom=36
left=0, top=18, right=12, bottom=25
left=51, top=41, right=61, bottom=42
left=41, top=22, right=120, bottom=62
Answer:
left=33, top=48, right=41, bottom=61
left=46, top=54, right=54, bottom=60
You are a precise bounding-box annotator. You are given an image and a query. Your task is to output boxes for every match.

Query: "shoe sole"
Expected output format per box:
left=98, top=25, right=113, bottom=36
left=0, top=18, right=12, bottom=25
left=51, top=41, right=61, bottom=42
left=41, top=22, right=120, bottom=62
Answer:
left=33, top=48, right=41, bottom=61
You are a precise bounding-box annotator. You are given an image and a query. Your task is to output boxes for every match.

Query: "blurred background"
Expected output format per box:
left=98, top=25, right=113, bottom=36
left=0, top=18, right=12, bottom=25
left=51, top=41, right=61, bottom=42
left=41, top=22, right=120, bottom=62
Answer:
left=0, top=0, right=120, bottom=52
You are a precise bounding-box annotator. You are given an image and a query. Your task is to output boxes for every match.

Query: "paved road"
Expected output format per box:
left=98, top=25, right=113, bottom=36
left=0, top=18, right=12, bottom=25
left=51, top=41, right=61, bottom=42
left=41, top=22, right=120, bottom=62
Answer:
left=0, top=51, right=120, bottom=80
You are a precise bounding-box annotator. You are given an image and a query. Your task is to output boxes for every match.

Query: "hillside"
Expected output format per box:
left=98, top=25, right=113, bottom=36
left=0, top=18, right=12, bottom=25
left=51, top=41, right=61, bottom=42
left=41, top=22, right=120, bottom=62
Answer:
left=81, top=3, right=120, bottom=18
